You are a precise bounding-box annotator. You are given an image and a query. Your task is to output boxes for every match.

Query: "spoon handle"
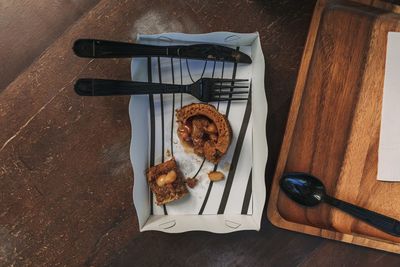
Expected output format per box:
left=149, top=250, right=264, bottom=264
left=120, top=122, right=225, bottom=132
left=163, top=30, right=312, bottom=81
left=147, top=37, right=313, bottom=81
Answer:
left=324, top=195, right=400, bottom=237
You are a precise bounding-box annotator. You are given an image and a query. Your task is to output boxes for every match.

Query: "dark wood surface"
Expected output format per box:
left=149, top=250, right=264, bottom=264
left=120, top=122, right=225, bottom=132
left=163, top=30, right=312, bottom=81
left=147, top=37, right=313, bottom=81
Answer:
left=1, top=0, right=399, bottom=266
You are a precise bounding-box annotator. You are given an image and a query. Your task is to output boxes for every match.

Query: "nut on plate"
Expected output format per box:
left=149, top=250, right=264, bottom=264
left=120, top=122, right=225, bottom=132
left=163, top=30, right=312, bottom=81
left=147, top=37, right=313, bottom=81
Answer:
left=176, top=103, right=232, bottom=164
left=208, top=171, right=225, bottom=181
left=186, top=177, right=198, bottom=188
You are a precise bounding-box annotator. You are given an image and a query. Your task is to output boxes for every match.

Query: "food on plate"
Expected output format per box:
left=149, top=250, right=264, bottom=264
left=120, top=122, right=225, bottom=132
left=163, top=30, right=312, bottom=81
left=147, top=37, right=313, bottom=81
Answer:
left=208, top=171, right=225, bottom=182
left=186, top=177, right=198, bottom=188
left=176, top=103, right=232, bottom=163
left=146, top=158, right=188, bottom=205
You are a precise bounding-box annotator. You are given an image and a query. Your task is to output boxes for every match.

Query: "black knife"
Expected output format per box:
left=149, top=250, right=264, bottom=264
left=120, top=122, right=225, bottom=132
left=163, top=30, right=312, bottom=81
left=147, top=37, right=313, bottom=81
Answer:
left=73, top=39, right=252, bottom=64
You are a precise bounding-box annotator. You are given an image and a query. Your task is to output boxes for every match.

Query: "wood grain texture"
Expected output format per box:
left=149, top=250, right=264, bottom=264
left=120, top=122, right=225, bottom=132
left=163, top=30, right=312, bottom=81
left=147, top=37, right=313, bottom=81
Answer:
left=268, top=0, right=400, bottom=254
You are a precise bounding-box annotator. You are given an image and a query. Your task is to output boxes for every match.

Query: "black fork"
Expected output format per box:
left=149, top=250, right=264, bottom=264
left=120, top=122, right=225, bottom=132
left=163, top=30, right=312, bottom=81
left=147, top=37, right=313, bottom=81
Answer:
left=74, top=78, right=249, bottom=102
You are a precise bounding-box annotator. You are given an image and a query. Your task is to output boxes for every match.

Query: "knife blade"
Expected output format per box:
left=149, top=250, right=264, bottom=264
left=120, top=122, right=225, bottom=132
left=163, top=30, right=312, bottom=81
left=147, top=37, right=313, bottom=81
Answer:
left=73, top=39, right=252, bottom=64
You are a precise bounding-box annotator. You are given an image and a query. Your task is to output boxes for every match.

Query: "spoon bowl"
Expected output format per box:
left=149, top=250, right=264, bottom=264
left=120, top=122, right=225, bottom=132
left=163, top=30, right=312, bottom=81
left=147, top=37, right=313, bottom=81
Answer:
left=280, top=172, right=326, bottom=207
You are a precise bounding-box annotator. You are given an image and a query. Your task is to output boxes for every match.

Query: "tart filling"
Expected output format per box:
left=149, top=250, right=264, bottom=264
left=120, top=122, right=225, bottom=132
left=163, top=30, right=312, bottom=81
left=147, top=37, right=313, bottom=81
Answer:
left=176, top=103, right=232, bottom=163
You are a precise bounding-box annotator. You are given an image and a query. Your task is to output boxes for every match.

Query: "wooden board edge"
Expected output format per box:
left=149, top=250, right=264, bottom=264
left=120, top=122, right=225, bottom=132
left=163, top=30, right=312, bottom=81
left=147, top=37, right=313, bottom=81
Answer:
left=267, top=212, right=400, bottom=254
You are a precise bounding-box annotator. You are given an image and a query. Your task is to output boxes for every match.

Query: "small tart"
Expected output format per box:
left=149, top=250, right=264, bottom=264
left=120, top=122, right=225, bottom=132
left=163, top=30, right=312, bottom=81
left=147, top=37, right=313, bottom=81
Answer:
left=176, top=103, right=232, bottom=163
left=146, top=158, right=188, bottom=205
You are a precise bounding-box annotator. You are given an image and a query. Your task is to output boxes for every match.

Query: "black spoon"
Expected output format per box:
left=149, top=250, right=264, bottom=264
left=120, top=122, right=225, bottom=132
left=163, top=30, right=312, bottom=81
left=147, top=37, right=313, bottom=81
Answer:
left=280, top=172, right=400, bottom=237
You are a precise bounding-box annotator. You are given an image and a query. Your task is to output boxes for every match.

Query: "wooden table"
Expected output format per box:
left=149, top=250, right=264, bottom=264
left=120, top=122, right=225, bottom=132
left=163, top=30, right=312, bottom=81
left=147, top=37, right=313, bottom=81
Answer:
left=1, top=0, right=399, bottom=266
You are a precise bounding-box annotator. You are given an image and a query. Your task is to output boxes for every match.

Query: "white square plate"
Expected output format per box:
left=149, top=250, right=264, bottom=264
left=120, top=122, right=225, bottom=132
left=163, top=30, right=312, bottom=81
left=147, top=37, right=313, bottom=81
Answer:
left=129, top=32, right=267, bottom=233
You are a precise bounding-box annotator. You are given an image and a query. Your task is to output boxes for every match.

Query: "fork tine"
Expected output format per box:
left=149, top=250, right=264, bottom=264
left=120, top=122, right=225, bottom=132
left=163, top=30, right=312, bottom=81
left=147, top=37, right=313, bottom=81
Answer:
left=212, top=91, right=249, bottom=95
left=212, top=78, right=249, bottom=82
left=212, top=85, right=249, bottom=89
left=211, top=97, right=249, bottom=101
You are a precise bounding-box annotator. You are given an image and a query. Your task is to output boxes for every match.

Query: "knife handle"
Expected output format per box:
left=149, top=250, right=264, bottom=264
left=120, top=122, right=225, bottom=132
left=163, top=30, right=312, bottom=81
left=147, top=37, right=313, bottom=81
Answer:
left=74, top=78, right=187, bottom=96
left=73, top=39, right=176, bottom=58
left=324, top=195, right=400, bottom=237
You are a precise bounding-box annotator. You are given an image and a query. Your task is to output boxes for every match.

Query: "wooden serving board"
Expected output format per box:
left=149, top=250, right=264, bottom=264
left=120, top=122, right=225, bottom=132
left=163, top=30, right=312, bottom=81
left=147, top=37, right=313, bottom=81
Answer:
left=267, top=0, right=400, bottom=253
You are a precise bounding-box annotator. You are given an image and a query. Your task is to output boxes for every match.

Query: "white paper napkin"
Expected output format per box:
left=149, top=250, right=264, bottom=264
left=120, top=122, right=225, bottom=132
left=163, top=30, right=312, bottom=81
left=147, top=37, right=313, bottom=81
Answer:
left=378, top=32, right=400, bottom=181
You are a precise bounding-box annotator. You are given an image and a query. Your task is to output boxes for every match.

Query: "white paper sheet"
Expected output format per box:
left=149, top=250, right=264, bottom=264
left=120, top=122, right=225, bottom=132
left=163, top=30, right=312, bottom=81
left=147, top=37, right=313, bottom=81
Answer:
left=131, top=42, right=253, bottom=215
left=378, top=32, right=400, bottom=181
